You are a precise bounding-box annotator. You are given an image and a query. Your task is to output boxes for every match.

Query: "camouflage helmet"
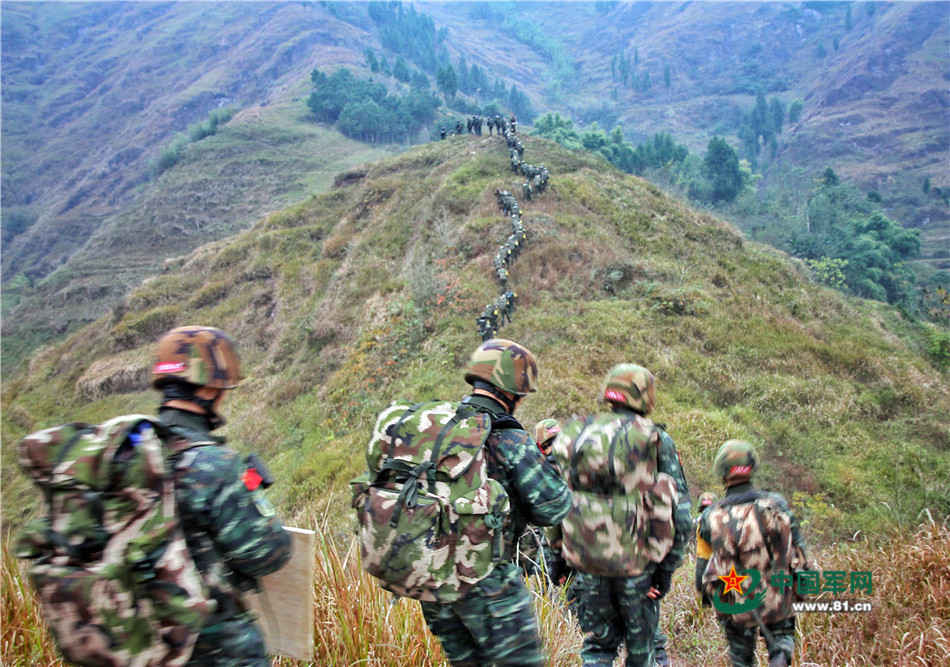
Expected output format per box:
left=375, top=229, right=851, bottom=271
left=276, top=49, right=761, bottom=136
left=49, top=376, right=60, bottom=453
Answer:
left=533, top=418, right=561, bottom=449
left=463, top=339, right=538, bottom=396
left=713, top=440, right=757, bottom=483
left=152, top=326, right=242, bottom=390
left=600, top=363, right=657, bottom=414
left=699, top=492, right=717, bottom=507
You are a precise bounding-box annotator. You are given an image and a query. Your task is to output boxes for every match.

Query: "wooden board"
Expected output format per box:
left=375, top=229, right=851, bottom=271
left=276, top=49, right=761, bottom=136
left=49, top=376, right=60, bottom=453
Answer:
left=246, top=526, right=315, bottom=661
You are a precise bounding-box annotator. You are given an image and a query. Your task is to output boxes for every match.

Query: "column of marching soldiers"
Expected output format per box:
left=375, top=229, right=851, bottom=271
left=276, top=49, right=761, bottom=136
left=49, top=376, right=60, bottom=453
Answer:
left=452, top=113, right=550, bottom=341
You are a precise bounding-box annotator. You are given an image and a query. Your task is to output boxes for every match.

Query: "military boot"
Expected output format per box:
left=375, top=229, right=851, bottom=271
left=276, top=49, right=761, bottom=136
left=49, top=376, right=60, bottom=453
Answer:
left=768, top=650, right=790, bottom=667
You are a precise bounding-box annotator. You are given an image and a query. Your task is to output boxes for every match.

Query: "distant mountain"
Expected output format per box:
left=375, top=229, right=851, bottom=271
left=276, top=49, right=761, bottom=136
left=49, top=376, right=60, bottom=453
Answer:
left=419, top=1, right=948, bottom=240
left=2, top=1, right=947, bottom=369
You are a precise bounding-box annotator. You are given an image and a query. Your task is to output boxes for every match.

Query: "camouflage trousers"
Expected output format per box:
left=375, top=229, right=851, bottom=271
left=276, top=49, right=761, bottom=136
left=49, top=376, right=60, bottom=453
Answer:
left=721, top=615, right=796, bottom=667
left=654, top=621, right=669, bottom=666
left=420, top=562, right=543, bottom=667
left=574, top=572, right=659, bottom=667
left=186, top=614, right=269, bottom=666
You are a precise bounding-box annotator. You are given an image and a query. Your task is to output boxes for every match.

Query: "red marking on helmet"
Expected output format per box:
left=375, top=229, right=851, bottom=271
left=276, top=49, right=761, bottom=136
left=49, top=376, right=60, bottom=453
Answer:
left=604, top=388, right=626, bottom=403
left=729, top=465, right=752, bottom=476
left=242, top=468, right=263, bottom=491
left=154, top=361, right=187, bottom=374
left=546, top=426, right=561, bottom=434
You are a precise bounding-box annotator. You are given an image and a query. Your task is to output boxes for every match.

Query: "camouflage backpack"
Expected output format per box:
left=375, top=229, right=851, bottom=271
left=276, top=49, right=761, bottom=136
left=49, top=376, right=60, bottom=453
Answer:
left=552, top=413, right=678, bottom=577
left=350, top=399, right=511, bottom=603
left=701, top=490, right=807, bottom=627
left=16, top=415, right=213, bottom=667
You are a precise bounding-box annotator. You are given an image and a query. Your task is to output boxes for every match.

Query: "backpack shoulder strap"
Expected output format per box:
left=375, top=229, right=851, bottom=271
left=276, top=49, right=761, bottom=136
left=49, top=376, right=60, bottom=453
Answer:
left=161, top=424, right=216, bottom=469
left=750, top=493, right=791, bottom=567
left=485, top=412, right=522, bottom=433
left=568, top=416, right=596, bottom=491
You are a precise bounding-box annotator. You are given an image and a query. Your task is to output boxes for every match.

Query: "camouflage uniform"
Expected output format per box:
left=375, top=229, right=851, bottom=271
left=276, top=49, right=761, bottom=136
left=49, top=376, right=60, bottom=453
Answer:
left=556, top=365, right=691, bottom=667
left=571, top=411, right=691, bottom=667
left=697, top=441, right=806, bottom=667
left=160, top=407, right=293, bottom=666
left=697, top=483, right=803, bottom=667
left=419, top=394, right=571, bottom=666
left=653, top=426, right=690, bottom=667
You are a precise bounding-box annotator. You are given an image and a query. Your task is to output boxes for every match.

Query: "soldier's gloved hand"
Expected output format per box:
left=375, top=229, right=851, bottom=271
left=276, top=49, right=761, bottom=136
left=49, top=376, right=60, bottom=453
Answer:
left=243, top=453, right=275, bottom=490
left=547, top=553, right=569, bottom=585
left=649, top=568, right=674, bottom=599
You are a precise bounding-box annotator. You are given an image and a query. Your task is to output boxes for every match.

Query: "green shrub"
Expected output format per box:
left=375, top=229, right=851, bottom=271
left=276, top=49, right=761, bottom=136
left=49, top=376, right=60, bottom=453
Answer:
left=927, top=329, right=950, bottom=371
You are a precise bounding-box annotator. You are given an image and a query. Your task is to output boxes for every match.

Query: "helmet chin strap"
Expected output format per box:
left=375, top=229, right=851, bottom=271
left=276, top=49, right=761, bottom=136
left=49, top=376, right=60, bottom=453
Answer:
left=609, top=402, right=645, bottom=418
left=471, top=380, right=519, bottom=414
left=161, top=382, right=225, bottom=428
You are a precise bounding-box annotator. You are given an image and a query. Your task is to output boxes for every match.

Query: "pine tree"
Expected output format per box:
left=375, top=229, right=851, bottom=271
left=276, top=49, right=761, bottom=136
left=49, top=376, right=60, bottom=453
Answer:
left=365, top=48, right=380, bottom=74
left=704, top=136, right=743, bottom=203
left=393, top=57, right=410, bottom=83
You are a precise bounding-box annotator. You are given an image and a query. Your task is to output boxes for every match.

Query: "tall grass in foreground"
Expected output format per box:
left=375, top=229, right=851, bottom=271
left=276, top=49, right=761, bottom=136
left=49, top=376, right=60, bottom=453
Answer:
left=0, top=543, right=63, bottom=666
left=3, top=518, right=947, bottom=666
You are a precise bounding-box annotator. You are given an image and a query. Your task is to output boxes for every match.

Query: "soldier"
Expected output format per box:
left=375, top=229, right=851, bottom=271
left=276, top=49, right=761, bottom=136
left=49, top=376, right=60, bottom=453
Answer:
left=152, top=326, right=293, bottom=666
left=510, top=113, right=517, bottom=133
left=495, top=293, right=513, bottom=326
left=476, top=313, right=495, bottom=341
left=419, top=340, right=572, bottom=667
left=698, top=491, right=717, bottom=524
left=497, top=267, right=509, bottom=290
left=697, top=441, right=807, bottom=667
left=553, top=364, right=691, bottom=667
left=515, top=418, right=565, bottom=580
left=503, top=290, right=517, bottom=318
left=522, top=181, right=532, bottom=201
left=499, top=244, right=513, bottom=267
left=506, top=235, right=521, bottom=260
left=694, top=491, right=718, bottom=593
left=493, top=253, right=505, bottom=273
left=487, top=117, right=494, bottom=136
left=440, top=127, right=447, bottom=140
left=456, top=120, right=464, bottom=135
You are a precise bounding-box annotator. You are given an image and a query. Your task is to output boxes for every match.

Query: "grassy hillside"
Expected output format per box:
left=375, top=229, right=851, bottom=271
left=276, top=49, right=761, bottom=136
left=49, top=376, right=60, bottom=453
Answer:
left=1, top=88, right=390, bottom=370
left=3, top=135, right=947, bottom=546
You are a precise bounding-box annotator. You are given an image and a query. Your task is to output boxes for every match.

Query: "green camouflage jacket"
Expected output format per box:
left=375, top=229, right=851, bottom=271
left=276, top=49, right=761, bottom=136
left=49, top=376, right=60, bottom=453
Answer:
left=160, top=408, right=292, bottom=622
left=653, top=422, right=692, bottom=577
left=465, top=395, right=571, bottom=554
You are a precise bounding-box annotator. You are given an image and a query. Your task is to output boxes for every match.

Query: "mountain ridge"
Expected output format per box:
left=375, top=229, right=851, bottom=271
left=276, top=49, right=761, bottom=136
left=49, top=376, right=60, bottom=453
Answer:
left=3, top=134, right=947, bottom=545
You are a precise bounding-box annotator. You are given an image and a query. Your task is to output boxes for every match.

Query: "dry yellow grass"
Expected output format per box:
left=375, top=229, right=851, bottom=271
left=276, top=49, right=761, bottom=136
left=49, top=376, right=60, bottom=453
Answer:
left=4, top=516, right=947, bottom=666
